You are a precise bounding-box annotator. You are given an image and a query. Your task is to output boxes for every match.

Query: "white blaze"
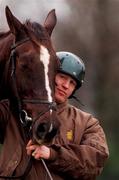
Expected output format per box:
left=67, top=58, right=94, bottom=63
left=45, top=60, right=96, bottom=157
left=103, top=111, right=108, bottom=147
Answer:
left=40, top=45, right=52, bottom=103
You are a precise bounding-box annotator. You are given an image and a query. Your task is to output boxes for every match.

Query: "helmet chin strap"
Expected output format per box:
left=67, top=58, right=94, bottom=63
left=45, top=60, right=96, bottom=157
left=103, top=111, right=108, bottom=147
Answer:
left=69, top=83, right=85, bottom=106
left=70, top=95, right=85, bottom=106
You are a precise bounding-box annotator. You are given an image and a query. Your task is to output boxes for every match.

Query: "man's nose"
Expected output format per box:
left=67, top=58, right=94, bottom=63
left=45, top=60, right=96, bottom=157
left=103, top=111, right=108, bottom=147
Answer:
left=62, top=80, right=70, bottom=89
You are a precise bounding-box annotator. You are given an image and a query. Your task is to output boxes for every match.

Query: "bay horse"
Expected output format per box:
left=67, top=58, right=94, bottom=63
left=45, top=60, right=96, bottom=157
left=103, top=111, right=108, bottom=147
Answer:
left=0, top=6, right=59, bottom=179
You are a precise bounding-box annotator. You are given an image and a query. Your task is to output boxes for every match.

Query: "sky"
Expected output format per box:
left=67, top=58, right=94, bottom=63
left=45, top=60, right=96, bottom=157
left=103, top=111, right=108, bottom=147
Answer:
left=0, top=0, right=71, bottom=30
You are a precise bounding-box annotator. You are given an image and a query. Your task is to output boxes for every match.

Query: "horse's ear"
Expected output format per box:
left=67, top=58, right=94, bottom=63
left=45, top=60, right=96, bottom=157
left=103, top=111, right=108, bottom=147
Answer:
left=5, top=6, right=25, bottom=37
left=44, top=9, right=57, bottom=36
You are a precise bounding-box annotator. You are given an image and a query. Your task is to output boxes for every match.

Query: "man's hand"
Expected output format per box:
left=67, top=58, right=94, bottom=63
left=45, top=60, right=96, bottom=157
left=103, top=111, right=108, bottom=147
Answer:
left=26, top=140, right=50, bottom=160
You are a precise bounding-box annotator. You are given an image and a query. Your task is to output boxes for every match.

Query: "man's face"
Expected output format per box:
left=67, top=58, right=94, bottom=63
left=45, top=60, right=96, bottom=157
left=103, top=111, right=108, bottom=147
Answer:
left=55, top=73, right=77, bottom=103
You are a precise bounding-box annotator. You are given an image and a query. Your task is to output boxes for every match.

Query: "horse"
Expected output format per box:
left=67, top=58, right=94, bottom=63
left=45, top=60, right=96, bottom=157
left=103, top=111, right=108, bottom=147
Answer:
left=0, top=6, right=59, bottom=179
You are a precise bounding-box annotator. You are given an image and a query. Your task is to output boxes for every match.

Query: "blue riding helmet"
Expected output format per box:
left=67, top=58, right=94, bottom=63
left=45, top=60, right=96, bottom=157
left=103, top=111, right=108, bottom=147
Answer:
left=56, top=51, right=85, bottom=89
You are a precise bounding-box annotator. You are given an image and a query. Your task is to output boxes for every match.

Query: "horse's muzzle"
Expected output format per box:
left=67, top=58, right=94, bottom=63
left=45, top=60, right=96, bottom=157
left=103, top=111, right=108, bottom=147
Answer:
left=31, top=112, right=60, bottom=145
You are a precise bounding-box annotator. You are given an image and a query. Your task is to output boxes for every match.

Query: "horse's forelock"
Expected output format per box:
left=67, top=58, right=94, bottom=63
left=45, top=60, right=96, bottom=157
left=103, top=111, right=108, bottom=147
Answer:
left=24, top=20, right=49, bottom=41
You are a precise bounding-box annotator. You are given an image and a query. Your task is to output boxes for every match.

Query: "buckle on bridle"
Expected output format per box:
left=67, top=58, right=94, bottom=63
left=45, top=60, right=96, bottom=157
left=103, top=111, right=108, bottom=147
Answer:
left=49, top=102, right=57, bottom=111
left=20, top=110, right=32, bottom=126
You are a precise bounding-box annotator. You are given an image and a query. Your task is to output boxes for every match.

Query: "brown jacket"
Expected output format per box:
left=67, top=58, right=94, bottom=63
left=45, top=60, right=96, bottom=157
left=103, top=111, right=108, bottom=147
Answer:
left=0, top=99, right=109, bottom=180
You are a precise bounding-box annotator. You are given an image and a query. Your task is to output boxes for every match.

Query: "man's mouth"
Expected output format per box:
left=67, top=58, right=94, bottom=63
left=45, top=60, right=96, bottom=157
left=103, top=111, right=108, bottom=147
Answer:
left=57, top=88, right=66, bottom=96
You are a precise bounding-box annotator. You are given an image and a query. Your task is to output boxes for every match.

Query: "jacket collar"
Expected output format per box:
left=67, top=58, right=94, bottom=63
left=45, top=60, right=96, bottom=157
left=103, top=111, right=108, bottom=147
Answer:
left=57, top=100, right=68, bottom=114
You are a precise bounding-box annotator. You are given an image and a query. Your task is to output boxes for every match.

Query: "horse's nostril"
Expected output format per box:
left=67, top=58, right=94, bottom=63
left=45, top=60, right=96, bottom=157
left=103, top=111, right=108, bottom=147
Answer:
left=36, top=123, right=47, bottom=139
left=33, top=120, right=60, bottom=145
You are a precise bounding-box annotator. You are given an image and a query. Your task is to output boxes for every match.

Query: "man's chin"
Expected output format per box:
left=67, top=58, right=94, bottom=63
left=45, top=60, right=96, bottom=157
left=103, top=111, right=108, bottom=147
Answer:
left=55, top=94, right=66, bottom=103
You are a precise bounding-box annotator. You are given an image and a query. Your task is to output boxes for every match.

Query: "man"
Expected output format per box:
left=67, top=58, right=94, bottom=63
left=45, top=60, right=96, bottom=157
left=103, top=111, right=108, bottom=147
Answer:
left=26, top=51, right=109, bottom=179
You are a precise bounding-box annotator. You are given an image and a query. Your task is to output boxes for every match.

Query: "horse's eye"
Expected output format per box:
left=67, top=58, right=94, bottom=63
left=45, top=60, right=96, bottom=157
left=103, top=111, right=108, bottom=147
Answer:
left=17, top=56, right=30, bottom=69
left=21, top=63, right=28, bottom=70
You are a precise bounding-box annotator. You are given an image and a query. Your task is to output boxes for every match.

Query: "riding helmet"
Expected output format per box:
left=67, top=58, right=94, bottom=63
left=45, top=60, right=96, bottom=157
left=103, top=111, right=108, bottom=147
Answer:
left=56, top=51, right=85, bottom=89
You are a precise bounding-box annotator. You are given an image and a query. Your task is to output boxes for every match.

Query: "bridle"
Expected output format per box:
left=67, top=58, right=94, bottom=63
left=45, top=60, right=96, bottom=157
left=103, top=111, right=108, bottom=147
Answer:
left=9, top=37, right=56, bottom=127
left=0, top=37, right=56, bottom=179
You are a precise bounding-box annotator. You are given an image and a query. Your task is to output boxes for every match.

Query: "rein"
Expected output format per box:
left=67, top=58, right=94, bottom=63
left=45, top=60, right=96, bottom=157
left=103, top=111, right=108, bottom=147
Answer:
left=0, top=37, right=55, bottom=180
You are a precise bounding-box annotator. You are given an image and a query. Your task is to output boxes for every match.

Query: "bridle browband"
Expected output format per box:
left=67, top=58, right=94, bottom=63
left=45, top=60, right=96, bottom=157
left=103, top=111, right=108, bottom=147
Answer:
left=0, top=37, right=55, bottom=180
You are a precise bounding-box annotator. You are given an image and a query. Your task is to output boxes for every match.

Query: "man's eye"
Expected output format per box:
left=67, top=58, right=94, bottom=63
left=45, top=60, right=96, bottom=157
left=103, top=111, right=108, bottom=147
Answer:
left=71, top=80, right=76, bottom=86
left=60, top=75, right=65, bottom=79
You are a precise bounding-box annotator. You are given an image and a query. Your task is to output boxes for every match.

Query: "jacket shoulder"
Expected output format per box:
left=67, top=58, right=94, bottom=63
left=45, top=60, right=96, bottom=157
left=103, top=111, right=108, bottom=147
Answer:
left=67, top=103, right=100, bottom=127
left=68, top=104, right=92, bottom=119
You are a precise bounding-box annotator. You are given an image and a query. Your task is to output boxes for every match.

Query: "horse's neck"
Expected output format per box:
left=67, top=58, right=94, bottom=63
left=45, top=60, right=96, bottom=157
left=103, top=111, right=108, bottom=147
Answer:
left=0, top=33, right=14, bottom=100
left=0, top=33, right=13, bottom=74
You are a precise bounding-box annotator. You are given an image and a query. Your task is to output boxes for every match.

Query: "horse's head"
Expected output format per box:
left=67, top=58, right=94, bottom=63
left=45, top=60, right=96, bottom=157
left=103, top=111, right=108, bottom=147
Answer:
left=0, top=6, right=60, bottom=144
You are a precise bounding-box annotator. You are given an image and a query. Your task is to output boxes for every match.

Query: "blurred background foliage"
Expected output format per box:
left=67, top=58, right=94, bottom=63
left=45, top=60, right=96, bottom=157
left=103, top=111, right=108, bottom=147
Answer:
left=0, top=0, right=119, bottom=179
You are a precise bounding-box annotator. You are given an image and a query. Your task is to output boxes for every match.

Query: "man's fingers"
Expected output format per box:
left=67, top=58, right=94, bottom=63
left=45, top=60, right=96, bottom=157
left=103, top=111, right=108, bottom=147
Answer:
left=26, top=139, right=33, bottom=147
left=26, top=144, right=38, bottom=155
